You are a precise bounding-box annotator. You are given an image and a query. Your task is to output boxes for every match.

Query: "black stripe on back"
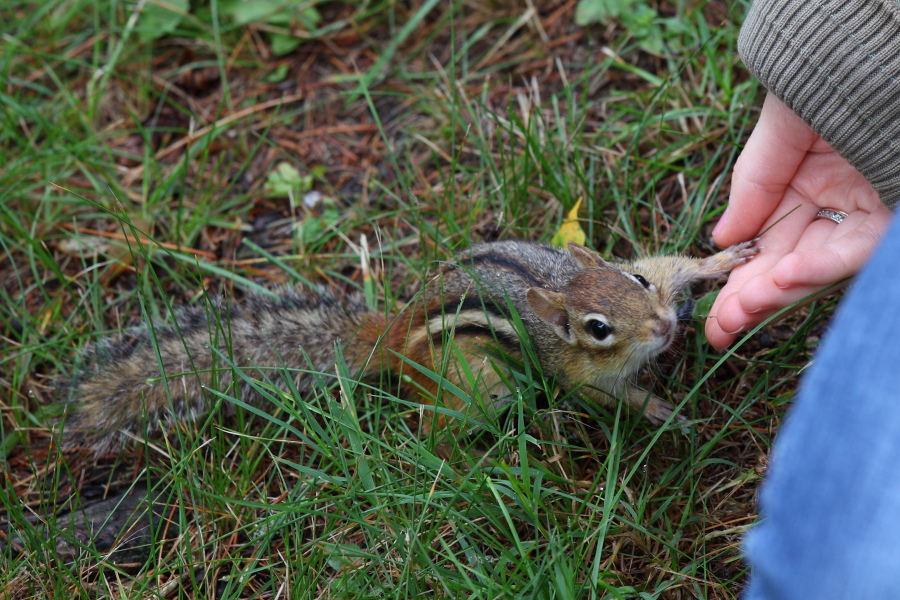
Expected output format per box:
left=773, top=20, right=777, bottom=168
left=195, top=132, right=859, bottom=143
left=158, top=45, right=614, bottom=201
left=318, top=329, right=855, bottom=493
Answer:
left=460, top=251, right=546, bottom=288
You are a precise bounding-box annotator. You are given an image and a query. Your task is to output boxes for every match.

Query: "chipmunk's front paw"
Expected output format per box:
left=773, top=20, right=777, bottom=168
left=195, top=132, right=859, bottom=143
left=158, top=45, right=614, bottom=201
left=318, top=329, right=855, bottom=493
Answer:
left=627, top=387, right=687, bottom=427
left=728, top=238, right=761, bottom=264
left=643, top=397, right=688, bottom=427
left=702, top=239, right=760, bottom=275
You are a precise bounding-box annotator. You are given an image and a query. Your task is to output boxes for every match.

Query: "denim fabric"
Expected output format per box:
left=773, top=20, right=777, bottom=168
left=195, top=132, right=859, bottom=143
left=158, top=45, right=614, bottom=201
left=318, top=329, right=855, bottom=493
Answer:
left=743, top=211, right=900, bottom=598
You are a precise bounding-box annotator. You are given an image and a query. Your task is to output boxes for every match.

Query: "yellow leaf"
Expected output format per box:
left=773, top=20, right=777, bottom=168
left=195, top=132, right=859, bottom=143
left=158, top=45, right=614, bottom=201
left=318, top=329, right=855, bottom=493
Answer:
left=551, top=198, right=587, bottom=247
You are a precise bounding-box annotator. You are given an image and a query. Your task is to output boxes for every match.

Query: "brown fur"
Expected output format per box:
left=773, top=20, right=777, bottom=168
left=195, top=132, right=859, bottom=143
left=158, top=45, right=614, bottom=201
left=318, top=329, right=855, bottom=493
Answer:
left=63, top=239, right=758, bottom=453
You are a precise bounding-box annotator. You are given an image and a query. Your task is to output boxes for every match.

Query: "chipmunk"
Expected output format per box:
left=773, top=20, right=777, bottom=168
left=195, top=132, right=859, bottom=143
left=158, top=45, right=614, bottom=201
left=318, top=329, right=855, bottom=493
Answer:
left=63, top=238, right=758, bottom=454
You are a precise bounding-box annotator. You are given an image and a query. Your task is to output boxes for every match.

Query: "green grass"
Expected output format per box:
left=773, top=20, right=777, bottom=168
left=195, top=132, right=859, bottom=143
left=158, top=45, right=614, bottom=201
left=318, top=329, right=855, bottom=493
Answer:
left=0, top=1, right=834, bottom=598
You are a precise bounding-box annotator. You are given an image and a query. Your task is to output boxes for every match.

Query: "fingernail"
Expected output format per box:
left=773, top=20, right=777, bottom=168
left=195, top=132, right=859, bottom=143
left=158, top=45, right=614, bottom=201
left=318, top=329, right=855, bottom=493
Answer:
left=712, top=208, right=729, bottom=238
left=707, top=313, right=744, bottom=334
left=721, top=324, right=745, bottom=335
left=746, top=306, right=773, bottom=314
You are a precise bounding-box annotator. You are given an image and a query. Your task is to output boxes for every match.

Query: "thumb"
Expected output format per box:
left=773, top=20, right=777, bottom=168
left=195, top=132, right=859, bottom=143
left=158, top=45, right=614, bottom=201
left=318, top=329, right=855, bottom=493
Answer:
left=715, top=93, right=819, bottom=247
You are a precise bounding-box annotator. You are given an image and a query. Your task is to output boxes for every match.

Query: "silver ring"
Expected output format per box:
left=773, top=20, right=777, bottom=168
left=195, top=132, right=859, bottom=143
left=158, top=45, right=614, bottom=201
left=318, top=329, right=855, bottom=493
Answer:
left=816, top=209, right=848, bottom=224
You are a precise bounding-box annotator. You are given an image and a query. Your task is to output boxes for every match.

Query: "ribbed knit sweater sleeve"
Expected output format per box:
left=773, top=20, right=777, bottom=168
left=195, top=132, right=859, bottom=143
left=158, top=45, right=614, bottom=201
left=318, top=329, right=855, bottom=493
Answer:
left=738, top=0, right=900, bottom=209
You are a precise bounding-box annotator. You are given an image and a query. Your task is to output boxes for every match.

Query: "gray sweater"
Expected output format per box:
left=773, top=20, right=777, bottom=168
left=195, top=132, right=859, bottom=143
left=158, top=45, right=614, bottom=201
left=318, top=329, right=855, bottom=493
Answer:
left=739, top=0, right=900, bottom=209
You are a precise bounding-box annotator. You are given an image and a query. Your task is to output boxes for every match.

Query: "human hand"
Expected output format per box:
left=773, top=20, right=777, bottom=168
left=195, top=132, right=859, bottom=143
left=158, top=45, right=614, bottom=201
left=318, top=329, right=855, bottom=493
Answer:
left=705, top=93, right=892, bottom=349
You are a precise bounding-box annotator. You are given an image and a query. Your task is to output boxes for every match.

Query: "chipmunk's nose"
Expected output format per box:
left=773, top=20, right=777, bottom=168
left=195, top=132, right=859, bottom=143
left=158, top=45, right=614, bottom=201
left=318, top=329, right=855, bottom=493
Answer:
left=653, top=317, right=672, bottom=338
left=652, top=315, right=675, bottom=346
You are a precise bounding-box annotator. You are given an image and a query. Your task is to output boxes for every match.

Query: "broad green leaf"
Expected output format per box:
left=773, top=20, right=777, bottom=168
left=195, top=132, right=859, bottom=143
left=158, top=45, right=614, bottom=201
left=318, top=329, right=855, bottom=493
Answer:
left=138, top=0, right=189, bottom=41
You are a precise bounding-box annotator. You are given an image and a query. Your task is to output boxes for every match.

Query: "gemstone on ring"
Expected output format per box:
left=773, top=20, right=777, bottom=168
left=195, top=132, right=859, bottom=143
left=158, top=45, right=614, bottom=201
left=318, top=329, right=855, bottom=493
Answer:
left=815, top=209, right=848, bottom=224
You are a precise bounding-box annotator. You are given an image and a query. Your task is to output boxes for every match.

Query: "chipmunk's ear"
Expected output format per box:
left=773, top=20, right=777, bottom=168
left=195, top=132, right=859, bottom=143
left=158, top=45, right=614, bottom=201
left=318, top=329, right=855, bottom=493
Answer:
left=526, top=288, right=574, bottom=343
left=567, top=243, right=610, bottom=269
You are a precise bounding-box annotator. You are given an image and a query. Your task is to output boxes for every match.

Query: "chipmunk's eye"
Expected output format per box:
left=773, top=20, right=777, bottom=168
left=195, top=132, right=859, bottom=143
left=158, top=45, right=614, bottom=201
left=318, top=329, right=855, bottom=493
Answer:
left=632, top=273, right=652, bottom=289
left=586, top=319, right=612, bottom=341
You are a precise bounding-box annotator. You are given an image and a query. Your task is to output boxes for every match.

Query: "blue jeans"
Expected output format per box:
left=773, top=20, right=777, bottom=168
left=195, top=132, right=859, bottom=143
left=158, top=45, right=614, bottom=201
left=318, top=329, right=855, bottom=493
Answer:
left=743, top=211, right=900, bottom=599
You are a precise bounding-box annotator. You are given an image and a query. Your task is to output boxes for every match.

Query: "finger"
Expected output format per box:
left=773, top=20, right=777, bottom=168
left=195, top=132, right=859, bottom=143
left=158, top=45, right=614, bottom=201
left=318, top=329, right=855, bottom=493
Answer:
left=714, top=94, right=819, bottom=248
left=704, top=211, right=808, bottom=348
left=705, top=283, right=742, bottom=347
left=771, top=210, right=892, bottom=288
left=705, top=291, right=772, bottom=349
left=735, top=273, right=845, bottom=319
left=731, top=273, right=781, bottom=328
left=705, top=291, right=739, bottom=349
left=720, top=258, right=841, bottom=323
left=704, top=254, right=778, bottom=348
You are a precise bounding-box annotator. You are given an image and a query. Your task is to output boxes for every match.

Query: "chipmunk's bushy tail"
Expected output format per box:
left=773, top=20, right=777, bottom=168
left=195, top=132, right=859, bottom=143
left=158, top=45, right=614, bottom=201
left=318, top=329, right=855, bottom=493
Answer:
left=63, top=289, right=388, bottom=454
